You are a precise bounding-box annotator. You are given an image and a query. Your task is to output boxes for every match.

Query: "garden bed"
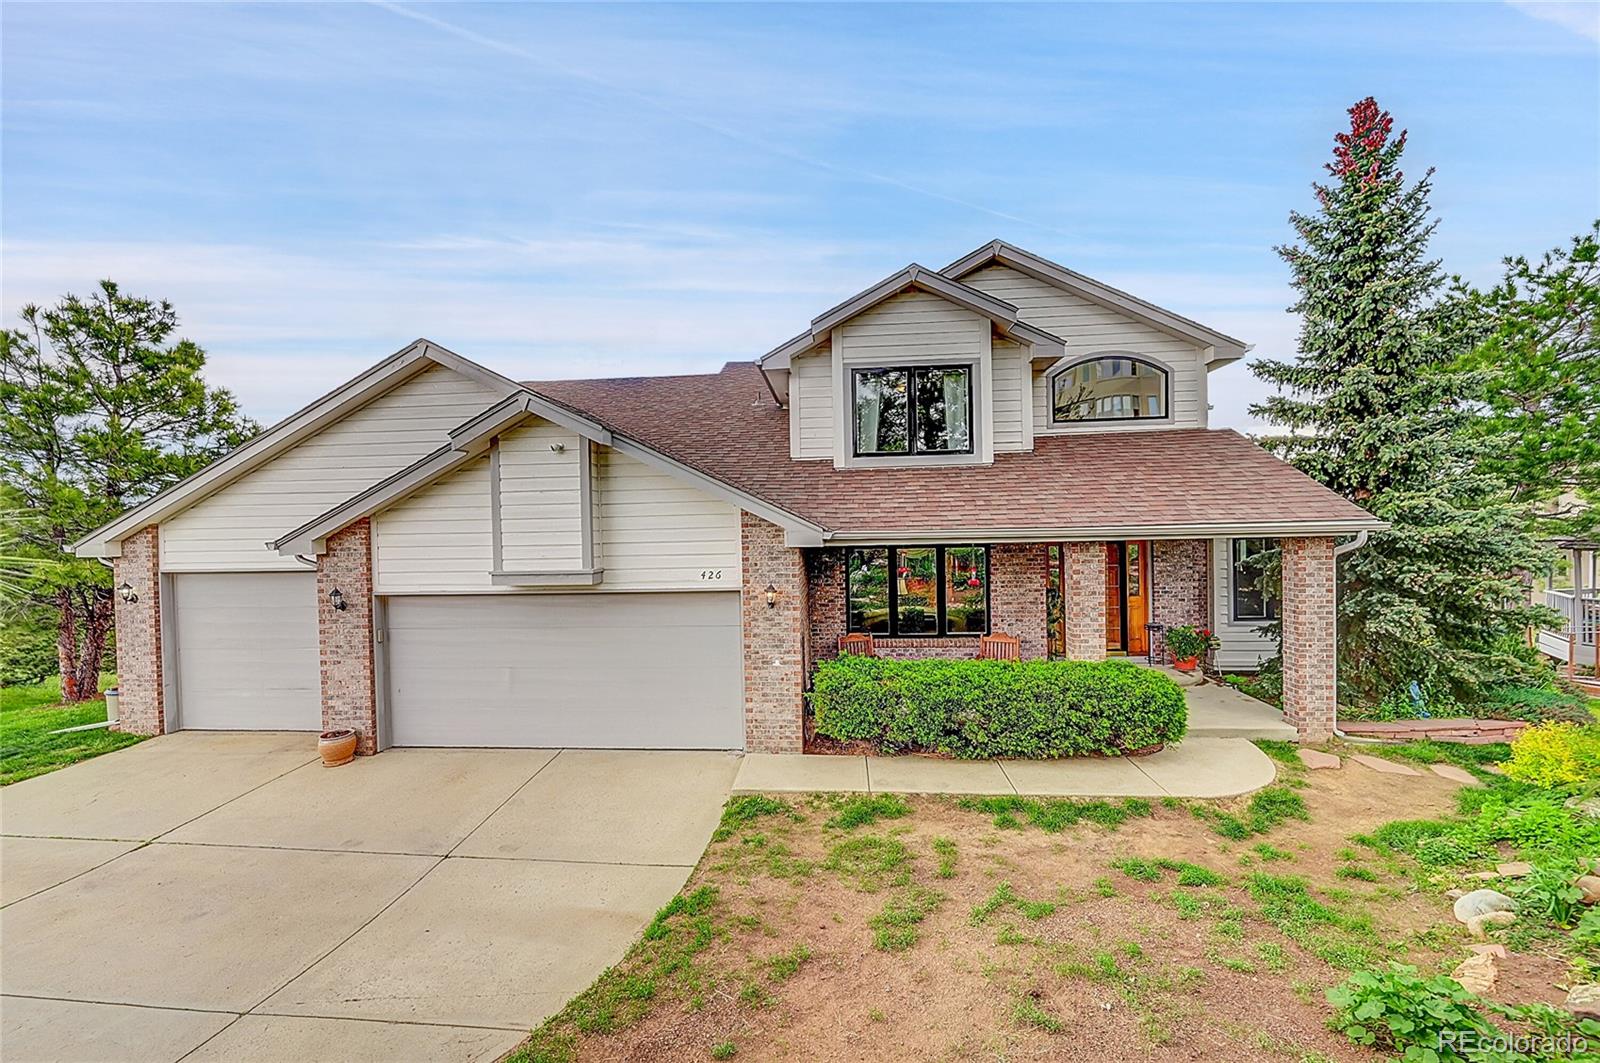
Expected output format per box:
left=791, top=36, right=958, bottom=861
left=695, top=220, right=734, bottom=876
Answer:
left=1339, top=718, right=1531, bottom=744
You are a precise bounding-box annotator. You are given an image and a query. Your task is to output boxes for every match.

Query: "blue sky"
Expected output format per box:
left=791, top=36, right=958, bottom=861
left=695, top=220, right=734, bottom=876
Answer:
left=3, top=2, right=1597, bottom=430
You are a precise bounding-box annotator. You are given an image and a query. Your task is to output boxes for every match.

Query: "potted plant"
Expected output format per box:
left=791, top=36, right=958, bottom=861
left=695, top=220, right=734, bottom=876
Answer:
left=318, top=729, right=358, bottom=767
left=1164, top=625, right=1218, bottom=673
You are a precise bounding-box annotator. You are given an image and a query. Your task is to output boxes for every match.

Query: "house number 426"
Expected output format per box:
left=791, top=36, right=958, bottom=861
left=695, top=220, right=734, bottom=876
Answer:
left=700, top=569, right=724, bottom=581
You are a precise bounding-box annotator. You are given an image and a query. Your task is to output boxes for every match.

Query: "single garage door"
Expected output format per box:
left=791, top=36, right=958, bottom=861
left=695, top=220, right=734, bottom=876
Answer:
left=385, top=592, right=743, bottom=749
left=171, top=572, right=320, bottom=731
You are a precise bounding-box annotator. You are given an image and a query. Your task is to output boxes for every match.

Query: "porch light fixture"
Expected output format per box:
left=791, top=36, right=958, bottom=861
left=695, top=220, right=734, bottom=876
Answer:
left=116, top=582, right=138, bottom=604
left=329, top=587, right=347, bottom=611
left=764, top=583, right=778, bottom=609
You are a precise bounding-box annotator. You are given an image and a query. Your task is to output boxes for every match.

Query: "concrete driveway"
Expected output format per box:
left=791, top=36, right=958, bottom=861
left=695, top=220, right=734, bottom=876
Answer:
left=0, top=733, right=740, bottom=1063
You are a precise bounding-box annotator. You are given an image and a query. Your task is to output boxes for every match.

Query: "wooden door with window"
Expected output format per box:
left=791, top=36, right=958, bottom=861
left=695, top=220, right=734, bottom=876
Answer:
left=1103, top=541, right=1150, bottom=656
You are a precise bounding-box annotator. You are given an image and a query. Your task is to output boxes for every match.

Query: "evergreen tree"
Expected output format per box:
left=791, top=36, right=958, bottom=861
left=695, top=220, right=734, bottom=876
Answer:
left=1455, top=223, right=1600, bottom=539
left=1251, top=98, right=1550, bottom=707
left=0, top=282, right=257, bottom=700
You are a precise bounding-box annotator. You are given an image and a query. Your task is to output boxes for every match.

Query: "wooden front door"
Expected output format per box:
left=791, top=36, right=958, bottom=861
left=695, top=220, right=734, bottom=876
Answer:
left=1103, top=541, right=1150, bottom=656
left=1125, top=541, right=1149, bottom=656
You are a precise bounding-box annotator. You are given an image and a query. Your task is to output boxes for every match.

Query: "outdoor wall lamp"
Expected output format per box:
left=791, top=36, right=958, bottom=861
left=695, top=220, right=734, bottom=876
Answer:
left=117, top=582, right=138, bottom=604
left=764, top=583, right=778, bottom=609
left=329, top=587, right=347, bottom=611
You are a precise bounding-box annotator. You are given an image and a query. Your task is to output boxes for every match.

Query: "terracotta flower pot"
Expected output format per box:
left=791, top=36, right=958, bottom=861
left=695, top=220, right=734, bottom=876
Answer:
left=318, top=729, right=358, bottom=767
left=1172, top=656, right=1199, bottom=673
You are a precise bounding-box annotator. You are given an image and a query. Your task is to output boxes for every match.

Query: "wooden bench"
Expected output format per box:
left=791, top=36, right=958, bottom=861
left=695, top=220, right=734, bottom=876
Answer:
left=838, top=631, right=876, bottom=656
left=977, top=632, right=1021, bottom=660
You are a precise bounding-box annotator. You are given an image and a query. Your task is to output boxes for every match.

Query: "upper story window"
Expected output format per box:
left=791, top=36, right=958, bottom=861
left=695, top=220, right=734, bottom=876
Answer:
left=853, top=365, right=972, bottom=456
left=1231, top=537, right=1280, bottom=621
left=1051, top=356, right=1168, bottom=423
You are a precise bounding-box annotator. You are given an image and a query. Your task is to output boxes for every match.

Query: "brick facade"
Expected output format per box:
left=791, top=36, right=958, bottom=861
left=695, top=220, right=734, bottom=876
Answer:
left=806, top=543, right=1049, bottom=665
left=741, top=513, right=806, bottom=753
left=318, top=518, right=378, bottom=754
left=112, top=525, right=164, bottom=736
left=1281, top=536, right=1337, bottom=742
left=1063, top=540, right=1107, bottom=661
left=1150, top=539, right=1210, bottom=663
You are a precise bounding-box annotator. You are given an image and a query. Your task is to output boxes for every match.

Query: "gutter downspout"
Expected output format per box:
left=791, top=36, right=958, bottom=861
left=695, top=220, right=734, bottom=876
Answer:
left=1327, top=530, right=1371, bottom=740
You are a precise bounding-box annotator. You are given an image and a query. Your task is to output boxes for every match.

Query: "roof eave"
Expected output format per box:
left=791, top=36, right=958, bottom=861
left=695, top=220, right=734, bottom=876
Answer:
left=72, top=339, right=521, bottom=558
left=820, top=517, right=1388, bottom=546
left=942, top=240, right=1249, bottom=355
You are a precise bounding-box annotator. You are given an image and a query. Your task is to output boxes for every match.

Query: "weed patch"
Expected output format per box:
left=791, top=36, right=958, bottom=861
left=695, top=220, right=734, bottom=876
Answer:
left=958, top=795, right=1152, bottom=833
left=713, top=796, right=796, bottom=841
left=824, top=793, right=912, bottom=830
left=870, top=886, right=943, bottom=951
left=931, top=836, right=958, bottom=878
left=825, top=836, right=911, bottom=892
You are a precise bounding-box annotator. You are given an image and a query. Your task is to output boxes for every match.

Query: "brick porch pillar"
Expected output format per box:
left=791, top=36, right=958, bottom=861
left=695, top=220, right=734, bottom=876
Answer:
left=112, top=525, right=165, bottom=735
left=318, top=519, right=378, bottom=754
left=990, top=543, right=1050, bottom=659
left=1063, top=540, right=1107, bottom=661
left=741, top=513, right=805, bottom=753
left=1150, top=539, right=1211, bottom=662
left=1282, top=536, right=1337, bottom=743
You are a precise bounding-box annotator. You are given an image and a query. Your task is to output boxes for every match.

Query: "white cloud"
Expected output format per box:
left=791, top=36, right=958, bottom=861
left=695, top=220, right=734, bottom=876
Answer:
left=1507, top=1, right=1600, bottom=41
left=3, top=235, right=1295, bottom=431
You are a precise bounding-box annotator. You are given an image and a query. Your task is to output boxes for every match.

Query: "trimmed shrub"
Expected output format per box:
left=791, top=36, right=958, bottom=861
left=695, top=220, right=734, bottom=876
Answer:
left=809, top=656, right=1186, bottom=759
left=1502, top=722, right=1600, bottom=790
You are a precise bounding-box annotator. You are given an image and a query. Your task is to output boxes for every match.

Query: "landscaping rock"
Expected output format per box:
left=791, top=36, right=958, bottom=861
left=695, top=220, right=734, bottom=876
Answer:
left=1465, top=911, right=1517, bottom=939
left=1453, top=890, right=1517, bottom=924
left=1466, top=871, right=1500, bottom=881
left=1495, top=862, right=1533, bottom=878
left=1567, top=795, right=1600, bottom=819
left=1429, top=763, right=1481, bottom=786
left=1567, top=984, right=1600, bottom=1020
left=1451, top=952, right=1497, bottom=995
left=1446, top=888, right=1468, bottom=899
left=1576, top=875, right=1600, bottom=905
left=1350, top=754, right=1423, bottom=776
left=1467, top=943, right=1507, bottom=959
left=1296, top=749, right=1341, bottom=770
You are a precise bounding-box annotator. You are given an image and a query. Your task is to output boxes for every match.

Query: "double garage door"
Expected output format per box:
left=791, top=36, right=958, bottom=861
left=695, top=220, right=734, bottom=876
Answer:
left=168, top=574, right=742, bottom=749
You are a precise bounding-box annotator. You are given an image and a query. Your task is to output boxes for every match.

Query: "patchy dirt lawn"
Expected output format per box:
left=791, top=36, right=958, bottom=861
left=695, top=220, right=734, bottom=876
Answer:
left=510, top=748, right=1568, bottom=1062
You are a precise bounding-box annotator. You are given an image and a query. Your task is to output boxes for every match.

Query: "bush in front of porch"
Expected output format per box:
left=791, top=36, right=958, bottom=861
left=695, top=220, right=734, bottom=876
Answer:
left=809, top=657, right=1186, bottom=759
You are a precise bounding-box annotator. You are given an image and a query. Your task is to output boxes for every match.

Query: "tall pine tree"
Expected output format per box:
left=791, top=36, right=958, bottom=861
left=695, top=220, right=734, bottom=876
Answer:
left=1252, top=98, right=1550, bottom=707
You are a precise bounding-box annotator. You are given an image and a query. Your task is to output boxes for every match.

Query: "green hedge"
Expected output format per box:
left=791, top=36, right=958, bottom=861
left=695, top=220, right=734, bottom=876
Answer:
left=809, top=656, right=1187, bottom=759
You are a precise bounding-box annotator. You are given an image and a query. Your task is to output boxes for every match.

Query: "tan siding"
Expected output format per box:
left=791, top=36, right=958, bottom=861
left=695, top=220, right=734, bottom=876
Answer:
left=599, top=449, right=740, bottom=591
left=497, top=420, right=582, bottom=571
left=837, top=289, right=985, bottom=360
left=161, top=366, right=500, bottom=571
left=961, top=265, right=1209, bottom=433
left=1213, top=536, right=1279, bottom=670
left=372, top=444, right=738, bottom=595
left=373, top=456, right=495, bottom=594
left=991, top=337, right=1027, bottom=452
left=791, top=351, right=834, bottom=460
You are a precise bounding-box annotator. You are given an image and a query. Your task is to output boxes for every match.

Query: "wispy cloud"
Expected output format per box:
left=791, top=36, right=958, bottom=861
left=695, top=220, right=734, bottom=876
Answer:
left=1507, top=1, right=1600, bottom=42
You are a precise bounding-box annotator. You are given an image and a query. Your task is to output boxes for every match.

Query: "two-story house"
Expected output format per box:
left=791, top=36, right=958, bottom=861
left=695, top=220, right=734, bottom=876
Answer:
left=76, top=241, right=1382, bottom=754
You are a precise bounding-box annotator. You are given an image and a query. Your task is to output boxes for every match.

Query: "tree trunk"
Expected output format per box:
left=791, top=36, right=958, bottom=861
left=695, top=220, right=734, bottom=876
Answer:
left=55, top=588, right=81, bottom=701
left=76, top=591, right=113, bottom=702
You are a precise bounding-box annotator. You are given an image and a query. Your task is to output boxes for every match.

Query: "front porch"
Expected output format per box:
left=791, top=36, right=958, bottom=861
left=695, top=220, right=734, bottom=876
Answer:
left=756, top=524, right=1338, bottom=749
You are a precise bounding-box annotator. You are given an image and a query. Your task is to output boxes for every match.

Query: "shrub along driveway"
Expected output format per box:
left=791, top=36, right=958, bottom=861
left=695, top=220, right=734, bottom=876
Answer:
left=0, top=732, right=740, bottom=1062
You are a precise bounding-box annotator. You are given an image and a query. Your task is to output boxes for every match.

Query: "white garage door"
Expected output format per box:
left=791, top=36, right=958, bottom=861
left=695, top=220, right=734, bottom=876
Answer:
left=171, top=572, right=320, bottom=731
left=384, top=592, right=743, bottom=749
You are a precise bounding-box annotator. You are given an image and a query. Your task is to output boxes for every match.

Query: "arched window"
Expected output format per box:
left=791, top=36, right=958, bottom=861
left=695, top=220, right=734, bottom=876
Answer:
left=1050, top=355, right=1169, bottom=423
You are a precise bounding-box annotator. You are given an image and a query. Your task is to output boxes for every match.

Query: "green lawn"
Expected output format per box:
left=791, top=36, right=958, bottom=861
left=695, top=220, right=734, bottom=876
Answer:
left=1, top=674, right=143, bottom=785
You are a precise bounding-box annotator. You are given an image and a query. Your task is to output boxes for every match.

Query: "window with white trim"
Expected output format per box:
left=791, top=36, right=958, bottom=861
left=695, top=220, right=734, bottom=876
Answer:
left=1051, top=356, right=1168, bottom=423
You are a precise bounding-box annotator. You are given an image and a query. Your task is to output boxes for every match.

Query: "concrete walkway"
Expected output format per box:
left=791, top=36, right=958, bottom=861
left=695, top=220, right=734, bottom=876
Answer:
left=1181, top=678, right=1296, bottom=740
left=1, top=733, right=740, bottom=1063
left=734, top=736, right=1277, bottom=799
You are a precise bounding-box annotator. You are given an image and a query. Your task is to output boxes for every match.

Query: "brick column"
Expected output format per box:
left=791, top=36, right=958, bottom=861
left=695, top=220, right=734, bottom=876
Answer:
left=741, top=513, right=804, bottom=753
left=112, top=525, right=165, bottom=735
left=1151, top=539, right=1210, bottom=661
left=1282, top=536, right=1337, bottom=742
left=318, top=519, right=378, bottom=754
left=990, top=543, right=1049, bottom=659
left=1063, top=541, right=1107, bottom=661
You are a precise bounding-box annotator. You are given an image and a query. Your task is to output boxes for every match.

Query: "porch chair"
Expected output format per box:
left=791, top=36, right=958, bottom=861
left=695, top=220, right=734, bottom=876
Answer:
left=977, top=632, right=1021, bottom=661
left=838, top=631, right=877, bottom=656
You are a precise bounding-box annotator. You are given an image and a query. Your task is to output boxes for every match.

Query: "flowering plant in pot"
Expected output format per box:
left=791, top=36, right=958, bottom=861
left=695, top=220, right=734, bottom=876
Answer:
left=1164, top=625, right=1217, bottom=673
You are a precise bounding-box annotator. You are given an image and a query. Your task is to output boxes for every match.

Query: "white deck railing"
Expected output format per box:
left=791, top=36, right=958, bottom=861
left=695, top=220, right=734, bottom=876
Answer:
left=1540, top=588, right=1598, bottom=669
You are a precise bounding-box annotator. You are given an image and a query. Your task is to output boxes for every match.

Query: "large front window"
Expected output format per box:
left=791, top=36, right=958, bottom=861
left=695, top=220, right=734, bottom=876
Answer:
left=1231, top=537, right=1280, bottom=621
left=853, top=365, right=972, bottom=456
left=847, top=545, right=989, bottom=636
left=1051, top=356, right=1168, bottom=423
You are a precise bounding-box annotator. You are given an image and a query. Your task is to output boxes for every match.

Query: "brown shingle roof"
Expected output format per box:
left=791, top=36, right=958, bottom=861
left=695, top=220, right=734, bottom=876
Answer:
left=530, top=362, right=1379, bottom=538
